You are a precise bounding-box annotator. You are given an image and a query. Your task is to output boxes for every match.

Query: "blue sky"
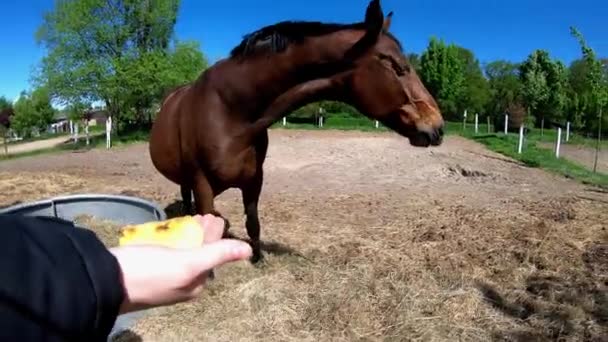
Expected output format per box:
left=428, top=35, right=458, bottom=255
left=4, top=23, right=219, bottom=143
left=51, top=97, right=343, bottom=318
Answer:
left=1, top=0, right=607, bottom=102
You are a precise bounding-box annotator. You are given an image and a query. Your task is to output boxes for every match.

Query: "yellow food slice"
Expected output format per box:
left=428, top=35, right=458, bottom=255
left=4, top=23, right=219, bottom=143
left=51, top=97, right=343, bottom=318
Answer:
left=119, top=215, right=204, bottom=249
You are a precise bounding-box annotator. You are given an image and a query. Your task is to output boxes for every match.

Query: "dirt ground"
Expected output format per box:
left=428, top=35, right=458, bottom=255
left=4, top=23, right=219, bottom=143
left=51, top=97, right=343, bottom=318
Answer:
left=5, top=134, right=72, bottom=154
left=3, top=132, right=104, bottom=155
left=538, top=141, right=607, bottom=174
left=1, top=129, right=606, bottom=341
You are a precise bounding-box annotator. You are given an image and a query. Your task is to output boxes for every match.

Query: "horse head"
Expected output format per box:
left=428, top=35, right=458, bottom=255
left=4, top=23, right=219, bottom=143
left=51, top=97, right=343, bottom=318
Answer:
left=337, top=0, right=444, bottom=146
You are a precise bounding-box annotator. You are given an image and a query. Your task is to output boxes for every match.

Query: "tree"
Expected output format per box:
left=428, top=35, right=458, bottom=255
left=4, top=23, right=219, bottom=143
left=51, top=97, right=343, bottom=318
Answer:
left=119, top=40, right=207, bottom=127
left=10, top=87, right=56, bottom=138
left=454, top=46, right=491, bottom=117
left=0, top=96, right=10, bottom=111
left=11, top=92, right=37, bottom=138
left=34, top=0, right=207, bottom=133
left=518, top=50, right=568, bottom=127
left=419, top=37, right=466, bottom=119
left=406, top=53, right=421, bottom=73
left=570, top=27, right=608, bottom=133
left=566, top=59, right=592, bottom=129
left=0, top=96, right=13, bottom=129
left=31, top=86, right=56, bottom=130
left=484, top=60, right=523, bottom=116
left=570, top=26, right=608, bottom=173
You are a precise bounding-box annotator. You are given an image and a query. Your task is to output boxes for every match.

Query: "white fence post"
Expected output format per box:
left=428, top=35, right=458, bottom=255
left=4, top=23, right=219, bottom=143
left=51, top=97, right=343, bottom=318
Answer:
left=74, top=123, right=79, bottom=143
left=375, top=120, right=379, bottom=129
left=85, top=121, right=89, bottom=146
left=566, top=122, right=570, bottom=142
left=475, top=113, right=479, bottom=134
left=555, top=127, right=562, bottom=158
left=106, top=116, right=112, bottom=149
left=518, top=125, right=524, bottom=154
left=541, top=117, right=545, bottom=137
left=319, top=116, right=324, bottom=128
left=282, top=117, right=286, bottom=126
left=487, top=116, right=491, bottom=133
left=504, top=114, right=509, bottom=134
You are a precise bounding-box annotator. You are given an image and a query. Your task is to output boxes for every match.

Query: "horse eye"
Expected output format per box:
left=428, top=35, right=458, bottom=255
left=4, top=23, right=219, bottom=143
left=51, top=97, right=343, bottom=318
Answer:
left=379, top=53, right=406, bottom=76
left=394, top=64, right=406, bottom=76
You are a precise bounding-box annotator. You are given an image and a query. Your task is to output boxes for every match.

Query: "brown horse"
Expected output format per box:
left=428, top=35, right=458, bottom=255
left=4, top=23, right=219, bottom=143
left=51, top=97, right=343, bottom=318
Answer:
left=149, top=0, right=444, bottom=264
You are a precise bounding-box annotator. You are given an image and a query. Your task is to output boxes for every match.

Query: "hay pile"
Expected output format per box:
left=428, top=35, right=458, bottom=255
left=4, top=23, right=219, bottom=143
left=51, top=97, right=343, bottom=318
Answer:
left=111, top=195, right=608, bottom=342
left=73, top=214, right=122, bottom=247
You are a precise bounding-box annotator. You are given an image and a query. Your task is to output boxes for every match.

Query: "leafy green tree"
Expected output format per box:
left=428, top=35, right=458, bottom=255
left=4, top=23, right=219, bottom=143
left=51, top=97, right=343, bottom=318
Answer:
left=31, top=86, right=56, bottom=130
left=0, top=96, right=13, bottom=129
left=10, top=87, right=56, bottom=137
left=66, top=100, right=90, bottom=122
left=566, top=59, right=593, bottom=129
left=484, top=60, right=523, bottom=117
left=419, top=37, right=466, bottom=119
left=454, top=46, right=491, bottom=117
left=406, top=53, right=421, bottom=73
left=570, top=27, right=608, bottom=134
left=541, top=59, right=569, bottom=125
left=11, top=92, right=37, bottom=138
left=518, top=50, right=567, bottom=127
left=0, top=96, right=11, bottom=111
left=34, top=0, right=207, bottom=133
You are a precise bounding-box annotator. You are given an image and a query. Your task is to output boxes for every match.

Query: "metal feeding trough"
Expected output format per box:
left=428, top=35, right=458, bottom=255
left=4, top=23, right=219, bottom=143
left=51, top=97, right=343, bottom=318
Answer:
left=0, top=194, right=168, bottom=341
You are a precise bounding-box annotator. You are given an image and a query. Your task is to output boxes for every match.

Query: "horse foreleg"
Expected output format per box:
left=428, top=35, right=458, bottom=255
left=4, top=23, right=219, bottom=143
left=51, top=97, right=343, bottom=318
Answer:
left=180, top=184, right=194, bottom=215
left=242, top=171, right=264, bottom=264
left=192, top=172, right=231, bottom=235
left=191, top=172, right=232, bottom=280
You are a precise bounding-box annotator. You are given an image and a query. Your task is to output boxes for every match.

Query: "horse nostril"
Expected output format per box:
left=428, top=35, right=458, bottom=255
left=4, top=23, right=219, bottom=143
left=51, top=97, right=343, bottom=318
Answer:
left=431, top=130, right=443, bottom=146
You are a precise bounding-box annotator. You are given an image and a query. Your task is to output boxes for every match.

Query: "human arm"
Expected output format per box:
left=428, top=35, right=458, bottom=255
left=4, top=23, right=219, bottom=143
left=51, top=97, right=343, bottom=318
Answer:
left=0, top=214, right=252, bottom=341
left=0, top=214, right=124, bottom=341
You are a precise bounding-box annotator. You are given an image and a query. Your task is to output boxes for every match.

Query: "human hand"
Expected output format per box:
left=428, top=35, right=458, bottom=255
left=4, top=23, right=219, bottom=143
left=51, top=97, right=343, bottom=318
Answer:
left=109, top=214, right=252, bottom=314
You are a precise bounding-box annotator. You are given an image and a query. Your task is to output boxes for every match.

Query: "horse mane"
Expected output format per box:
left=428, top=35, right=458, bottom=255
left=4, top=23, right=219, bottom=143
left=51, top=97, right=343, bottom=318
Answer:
left=229, top=20, right=403, bottom=58
left=159, top=83, right=191, bottom=108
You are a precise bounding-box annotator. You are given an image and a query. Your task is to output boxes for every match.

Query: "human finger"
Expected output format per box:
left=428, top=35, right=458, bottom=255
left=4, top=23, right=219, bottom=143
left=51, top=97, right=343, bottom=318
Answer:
left=184, top=239, right=252, bottom=275
left=195, top=214, right=225, bottom=244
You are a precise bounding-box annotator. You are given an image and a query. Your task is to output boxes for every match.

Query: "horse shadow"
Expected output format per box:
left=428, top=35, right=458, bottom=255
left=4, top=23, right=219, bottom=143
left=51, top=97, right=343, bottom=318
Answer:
left=110, top=330, right=143, bottom=342
left=163, top=200, right=303, bottom=260
left=475, top=245, right=608, bottom=341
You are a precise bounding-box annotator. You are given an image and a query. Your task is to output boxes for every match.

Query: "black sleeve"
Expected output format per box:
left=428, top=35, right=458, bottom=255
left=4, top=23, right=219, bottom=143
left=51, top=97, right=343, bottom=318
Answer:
left=0, top=214, right=125, bottom=342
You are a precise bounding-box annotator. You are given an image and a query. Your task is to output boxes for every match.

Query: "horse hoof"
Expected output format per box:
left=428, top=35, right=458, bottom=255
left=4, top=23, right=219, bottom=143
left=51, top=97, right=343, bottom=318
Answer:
left=181, top=206, right=193, bottom=216
left=250, top=252, right=265, bottom=266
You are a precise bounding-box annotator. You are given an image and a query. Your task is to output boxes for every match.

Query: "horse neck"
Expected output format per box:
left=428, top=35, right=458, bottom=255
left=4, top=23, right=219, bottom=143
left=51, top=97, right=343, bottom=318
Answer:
left=239, top=33, right=365, bottom=138
left=244, top=32, right=361, bottom=114
left=278, top=35, right=357, bottom=85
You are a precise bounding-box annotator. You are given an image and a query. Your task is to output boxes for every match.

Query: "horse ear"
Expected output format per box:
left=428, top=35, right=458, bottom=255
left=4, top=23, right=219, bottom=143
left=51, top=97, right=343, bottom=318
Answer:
left=382, top=11, right=393, bottom=32
left=343, top=0, right=385, bottom=61
left=364, top=0, right=384, bottom=37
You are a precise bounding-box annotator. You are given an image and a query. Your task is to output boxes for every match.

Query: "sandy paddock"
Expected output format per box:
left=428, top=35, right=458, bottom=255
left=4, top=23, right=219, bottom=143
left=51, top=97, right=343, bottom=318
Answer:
left=1, top=129, right=606, bottom=341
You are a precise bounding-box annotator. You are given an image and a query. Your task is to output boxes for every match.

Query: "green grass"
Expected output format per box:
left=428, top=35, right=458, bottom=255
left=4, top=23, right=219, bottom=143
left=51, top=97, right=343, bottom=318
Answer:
left=465, top=133, right=608, bottom=188
left=271, top=115, right=390, bottom=131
